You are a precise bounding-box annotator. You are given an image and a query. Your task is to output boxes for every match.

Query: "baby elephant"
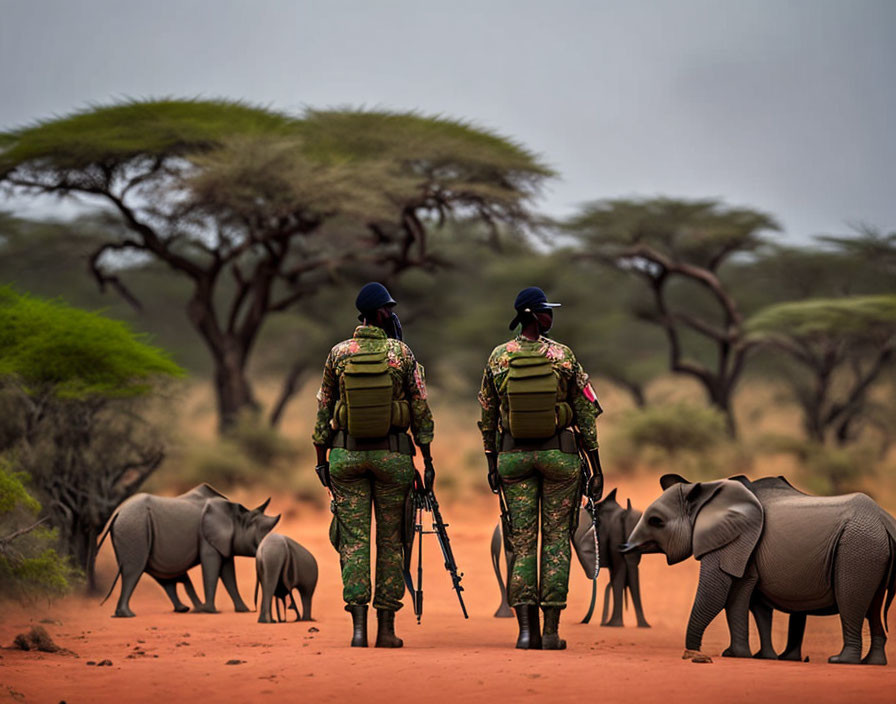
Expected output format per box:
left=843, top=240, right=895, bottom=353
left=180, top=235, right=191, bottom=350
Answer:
left=254, top=533, right=318, bottom=623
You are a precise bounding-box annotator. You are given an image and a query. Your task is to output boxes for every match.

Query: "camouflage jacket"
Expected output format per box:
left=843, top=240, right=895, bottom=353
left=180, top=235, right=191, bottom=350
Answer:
left=478, top=335, right=600, bottom=453
left=312, top=325, right=434, bottom=447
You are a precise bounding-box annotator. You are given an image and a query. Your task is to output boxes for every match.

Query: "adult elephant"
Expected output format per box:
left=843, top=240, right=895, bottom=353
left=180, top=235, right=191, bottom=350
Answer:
left=99, top=483, right=280, bottom=617
left=623, top=474, right=896, bottom=665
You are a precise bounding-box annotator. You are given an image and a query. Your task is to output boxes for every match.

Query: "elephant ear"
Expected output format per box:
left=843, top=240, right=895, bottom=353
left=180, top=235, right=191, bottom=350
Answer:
left=200, top=499, right=238, bottom=558
left=572, top=510, right=597, bottom=578
left=660, top=473, right=690, bottom=490
left=689, top=480, right=763, bottom=579
left=599, top=487, right=618, bottom=508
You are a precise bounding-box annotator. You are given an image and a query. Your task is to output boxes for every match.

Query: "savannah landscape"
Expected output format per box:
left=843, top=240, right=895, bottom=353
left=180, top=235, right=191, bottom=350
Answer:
left=2, top=3, right=895, bottom=703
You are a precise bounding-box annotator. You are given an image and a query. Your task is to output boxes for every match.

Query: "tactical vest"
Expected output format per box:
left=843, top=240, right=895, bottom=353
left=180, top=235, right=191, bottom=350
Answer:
left=504, top=352, right=571, bottom=439
left=334, top=349, right=410, bottom=438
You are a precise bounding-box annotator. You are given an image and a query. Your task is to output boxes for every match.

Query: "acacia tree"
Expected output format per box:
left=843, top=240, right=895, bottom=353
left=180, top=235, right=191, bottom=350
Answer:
left=0, top=100, right=552, bottom=431
left=747, top=295, right=896, bottom=448
left=565, top=198, right=780, bottom=435
left=0, top=288, right=183, bottom=592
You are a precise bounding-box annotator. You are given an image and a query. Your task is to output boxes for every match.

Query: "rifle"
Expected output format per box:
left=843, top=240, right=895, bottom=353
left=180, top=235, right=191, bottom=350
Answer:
left=405, top=469, right=469, bottom=623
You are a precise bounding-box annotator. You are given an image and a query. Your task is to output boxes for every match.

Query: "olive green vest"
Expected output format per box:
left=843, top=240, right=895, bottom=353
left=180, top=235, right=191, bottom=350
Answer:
left=335, top=350, right=410, bottom=438
left=505, top=353, right=563, bottom=439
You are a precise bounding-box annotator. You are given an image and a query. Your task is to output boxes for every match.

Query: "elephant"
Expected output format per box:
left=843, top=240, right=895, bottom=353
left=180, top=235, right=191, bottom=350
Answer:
left=254, top=533, right=319, bottom=624
left=591, top=490, right=650, bottom=628
left=731, top=475, right=816, bottom=661
left=623, top=473, right=896, bottom=665
left=491, top=489, right=649, bottom=628
left=99, top=483, right=280, bottom=617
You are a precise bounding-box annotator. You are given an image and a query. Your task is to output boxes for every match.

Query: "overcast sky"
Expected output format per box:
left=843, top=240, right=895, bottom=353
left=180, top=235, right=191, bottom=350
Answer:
left=2, top=0, right=894, bottom=243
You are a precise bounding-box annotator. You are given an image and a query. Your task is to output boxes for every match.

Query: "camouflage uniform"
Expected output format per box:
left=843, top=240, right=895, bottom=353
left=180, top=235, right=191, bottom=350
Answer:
left=479, top=335, right=599, bottom=609
left=313, top=325, right=434, bottom=612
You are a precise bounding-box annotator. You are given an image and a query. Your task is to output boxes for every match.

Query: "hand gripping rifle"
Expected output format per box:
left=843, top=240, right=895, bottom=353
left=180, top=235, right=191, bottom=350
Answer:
left=404, top=469, right=469, bottom=623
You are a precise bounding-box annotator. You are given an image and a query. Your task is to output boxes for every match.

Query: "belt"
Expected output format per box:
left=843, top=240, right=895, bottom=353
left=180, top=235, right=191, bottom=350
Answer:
left=500, top=428, right=577, bottom=454
left=330, top=430, right=416, bottom=456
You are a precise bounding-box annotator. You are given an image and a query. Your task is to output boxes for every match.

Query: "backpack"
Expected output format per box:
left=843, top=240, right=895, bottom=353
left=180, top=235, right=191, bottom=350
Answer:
left=505, top=353, right=560, bottom=439
left=335, top=349, right=411, bottom=439
left=341, top=350, right=394, bottom=438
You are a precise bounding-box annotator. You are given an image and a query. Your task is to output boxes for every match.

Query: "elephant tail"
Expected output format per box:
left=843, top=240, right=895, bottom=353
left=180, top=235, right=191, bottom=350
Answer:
left=99, top=567, right=120, bottom=606
left=97, top=512, right=120, bottom=606
left=96, top=511, right=118, bottom=554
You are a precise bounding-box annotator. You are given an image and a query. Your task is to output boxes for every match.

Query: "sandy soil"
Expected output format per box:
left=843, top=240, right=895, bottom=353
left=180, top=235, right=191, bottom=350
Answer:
left=3, top=475, right=896, bottom=703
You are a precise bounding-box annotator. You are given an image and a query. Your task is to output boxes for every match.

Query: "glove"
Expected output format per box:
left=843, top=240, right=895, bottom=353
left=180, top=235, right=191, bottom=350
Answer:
left=585, top=449, right=603, bottom=502
left=485, top=452, right=500, bottom=494
left=420, top=444, right=435, bottom=493
left=423, top=458, right=435, bottom=493
left=315, top=462, right=331, bottom=488
left=314, top=445, right=330, bottom=488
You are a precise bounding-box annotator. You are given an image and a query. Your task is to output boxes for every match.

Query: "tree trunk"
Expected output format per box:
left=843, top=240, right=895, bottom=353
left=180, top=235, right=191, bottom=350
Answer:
left=61, top=519, right=101, bottom=595
left=269, top=360, right=309, bottom=427
left=213, top=346, right=259, bottom=432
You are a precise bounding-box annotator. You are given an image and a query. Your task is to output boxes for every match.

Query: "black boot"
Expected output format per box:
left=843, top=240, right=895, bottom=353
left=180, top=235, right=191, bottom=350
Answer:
left=375, top=609, right=403, bottom=648
left=515, top=605, right=541, bottom=649
left=542, top=607, right=566, bottom=650
left=348, top=605, right=368, bottom=647
left=528, top=605, right=543, bottom=650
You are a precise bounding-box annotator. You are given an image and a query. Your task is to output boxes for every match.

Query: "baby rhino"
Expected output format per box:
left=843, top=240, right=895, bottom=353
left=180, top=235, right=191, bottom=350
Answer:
left=254, top=533, right=318, bottom=623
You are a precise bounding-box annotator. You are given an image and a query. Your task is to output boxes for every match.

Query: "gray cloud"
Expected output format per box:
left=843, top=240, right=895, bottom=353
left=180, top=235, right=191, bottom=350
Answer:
left=1, top=0, right=893, bottom=242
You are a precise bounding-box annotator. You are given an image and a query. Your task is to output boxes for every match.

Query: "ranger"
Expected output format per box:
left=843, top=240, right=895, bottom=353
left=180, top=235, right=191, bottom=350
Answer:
left=479, top=286, right=603, bottom=650
left=312, top=282, right=435, bottom=648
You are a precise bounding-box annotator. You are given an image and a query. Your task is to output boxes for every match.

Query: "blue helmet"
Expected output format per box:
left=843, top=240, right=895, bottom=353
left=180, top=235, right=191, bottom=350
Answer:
left=355, top=282, right=397, bottom=314
left=509, top=286, right=561, bottom=330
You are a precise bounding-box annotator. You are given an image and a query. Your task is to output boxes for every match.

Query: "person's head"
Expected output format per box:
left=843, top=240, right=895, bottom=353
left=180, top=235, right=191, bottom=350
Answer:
left=355, top=282, right=402, bottom=340
left=509, top=286, right=561, bottom=335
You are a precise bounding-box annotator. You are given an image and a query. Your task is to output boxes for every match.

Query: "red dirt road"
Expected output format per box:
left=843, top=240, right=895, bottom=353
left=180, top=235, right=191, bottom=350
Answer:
left=3, top=476, right=895, bottom=703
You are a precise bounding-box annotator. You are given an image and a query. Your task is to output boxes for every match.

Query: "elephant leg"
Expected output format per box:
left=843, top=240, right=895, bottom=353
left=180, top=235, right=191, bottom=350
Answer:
left=195, top=543, right=222, bottom=613
left=625, top=560, right=650, bottom=628
left=829, top=526, right=887, bottom=664
left=114, top=566, right=144, bottom=618
left=300, top=587, right=314, bottom=621
left=750, top=601, right=778, bottom=659
left=179, top=574, right=203, bottom=610
left=110, top=519, right=151, bottom=618
left=779, top=613, right=806, bottom=661
left=862, top=584, right=887, bottom=665
left=275, top=597, right=283, bottom=623
left=256, top=568, right=277, bottom=624
left=722, top=571, right=756, bottom=658
left=684, top=552, right=733, bottom=656
left=220, top=557, right=250, bottom=612
left=599, top=582, right=612, bottom=625
left=152, top=575, right=190, bottom=613
left=289, top=591, right=302, bottom=622
left=602, top=564, right=626, bottom=627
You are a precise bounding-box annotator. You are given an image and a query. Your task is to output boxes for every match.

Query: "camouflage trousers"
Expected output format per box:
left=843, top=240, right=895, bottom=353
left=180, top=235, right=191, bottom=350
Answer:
left=499, top=449, right=581, bottom=608
left=328, top=448, right=414, bottom=612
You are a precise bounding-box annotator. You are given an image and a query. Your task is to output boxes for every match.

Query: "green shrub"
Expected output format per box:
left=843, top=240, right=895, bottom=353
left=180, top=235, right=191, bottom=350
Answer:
left=0, top=461, right=79, bottom=602
left=621, top=402, right=727, bottom=456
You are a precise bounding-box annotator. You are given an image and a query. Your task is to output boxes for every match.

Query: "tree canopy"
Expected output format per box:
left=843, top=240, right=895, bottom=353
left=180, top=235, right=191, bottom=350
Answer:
left=0, top=286, right=183, bottom=398
left=0, top=99, right=554, bottom=429
left=748, top=295, right=896, bottom=446
left=565, top=197, right=781, bottom=435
